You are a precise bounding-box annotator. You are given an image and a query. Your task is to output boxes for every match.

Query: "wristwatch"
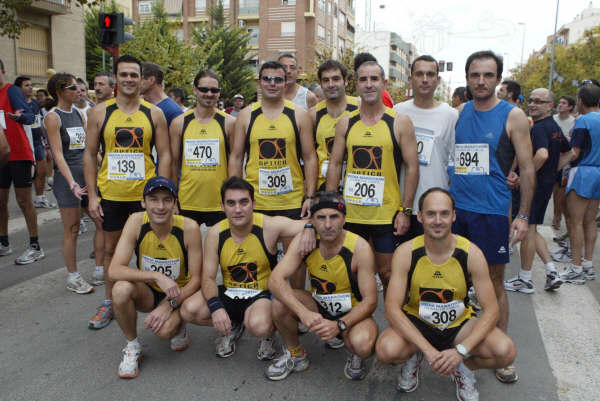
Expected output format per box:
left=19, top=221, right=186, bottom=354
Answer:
left=336, top=319, right=347, bottom=332
left=401, top=207, right=413, bottom=216
left=304, top=223, right=315, bottom=230
left=169, top=298, right=179, bottom=309
left=455, top=343, right=470, bottom=359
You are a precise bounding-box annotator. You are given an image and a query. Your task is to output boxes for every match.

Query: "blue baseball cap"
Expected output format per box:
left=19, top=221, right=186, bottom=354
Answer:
left=143, top=176, right=178, bottom=199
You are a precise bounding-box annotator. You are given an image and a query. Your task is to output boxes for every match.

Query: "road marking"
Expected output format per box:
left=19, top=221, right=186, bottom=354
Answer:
left=8, top=209, right=61, bottom=235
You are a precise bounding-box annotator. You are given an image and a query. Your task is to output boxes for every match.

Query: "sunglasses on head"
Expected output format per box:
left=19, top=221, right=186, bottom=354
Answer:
left=260, top=75, right=285, bottom=84
left=196, top=86, right=220, bottom=93
left=62, top=84, right=78, bottom=91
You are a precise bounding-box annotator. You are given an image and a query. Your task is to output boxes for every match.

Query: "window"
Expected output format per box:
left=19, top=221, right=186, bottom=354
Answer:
left=195, top=0, right=206, bottom=12
left=17, top=25, right=50, bottom=78
left=327, top=1, right=331, bottom=15
left=220, top=0, right=230, bottom=8
left=339, top=11, right=345, bottom=26
left=139, top=1, right=152, bottom=14
left=282, top=0, right=296, bottom=5
left=317, top=24, right=325, bottom=41
left=318, top=0, right=325, bottom=11
left=281, top=21, right=295, bottom=37
left=247, top=25, right=259, bottom=46
left=326, top=30, right=331, bottom=44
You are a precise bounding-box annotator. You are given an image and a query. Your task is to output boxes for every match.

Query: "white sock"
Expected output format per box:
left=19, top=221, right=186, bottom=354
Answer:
left=127, top=338, right=141, bottom=349
left=545, top=262, right=557, bottom=275
left=35, top=195, right=44, bottom=202
left=571, top=264, right=583, bottom=272
left=104, top=299, right=113, bottom=305
left=519, top=269, right=532, bottom=281
left=95, top=266, right=104, bottom=273
left=68, top=272, right=80, bottom=281
left=582, top=259, right=593, bottom=269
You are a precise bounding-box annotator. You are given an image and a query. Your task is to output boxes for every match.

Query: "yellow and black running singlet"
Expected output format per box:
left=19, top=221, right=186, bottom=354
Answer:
left=98, top=98, right=156, bottom=201
left=315, top=96, right=358, bottom=189
left=135, top=212, right=189, bottom=293
left=218, top=213, right=278, bottom=299
left=178, top=109, right=229, bottom=212
left=306, top=231, right=362, bottom=317
left=343, top=107, right=402, bottom=224
left=244, top=100, right=304, bottom=210
left=403, top=235, right=475, bottom=330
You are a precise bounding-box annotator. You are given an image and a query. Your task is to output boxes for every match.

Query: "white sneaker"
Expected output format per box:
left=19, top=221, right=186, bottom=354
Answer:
left=33, top=196, right=56, bottom=209
left=504, top=275, right=534, bottom=294
left=215, top=323, right=245, bottom=358
left=90, top=269, right=104, bottom=286
left=257, top=337, right=277, bottom=360
left=560, top=264, right=586, bottom=285
left=15, top=246, right=45, bottom=265
left=170, top=324, right=190, bottom=351
left=78, top=218, right=88, bottom=235
left=0, top=243, right=12, bottom=256
left=551, top=248, right=572, bottom=263
left=325, top=336, right=345, bottom=349
left=584, top=266, right=596, bottom=280
left=452, top=362, right=479, bottom=401
left=118, top=344, right=143, bottom=379
left=66, top=275, right=94, bottom=294
left=396, top=351, right=422, bottom=392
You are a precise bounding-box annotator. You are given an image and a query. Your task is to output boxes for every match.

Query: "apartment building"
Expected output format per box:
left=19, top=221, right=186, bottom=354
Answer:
left=132, top=0, right=356, bottom=76
left=0, top=0, right=86, bottom=85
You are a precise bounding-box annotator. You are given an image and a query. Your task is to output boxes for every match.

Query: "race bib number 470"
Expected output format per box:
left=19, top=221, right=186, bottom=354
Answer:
left=141, top=255, right=181, bottom=281
left=107, top=152, right=145, bottom=180
left=258, top=167, right=293, bottom=195
left=184, top=138, right=219, bottom=166
left=313, top=292, right=352, bottom=317
left=454, top=143, right=489, bottom=175
left=344, top=173, right=384, bottom=206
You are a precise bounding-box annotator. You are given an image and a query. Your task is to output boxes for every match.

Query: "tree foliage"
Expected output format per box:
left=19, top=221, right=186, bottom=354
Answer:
left=511, top=26, right=600, bottom=101
left=303, top=44, right=358, bottom=97
left=1, top=0, right=103, bottom=38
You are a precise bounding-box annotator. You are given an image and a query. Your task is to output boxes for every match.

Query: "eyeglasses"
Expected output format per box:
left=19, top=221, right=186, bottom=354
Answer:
left=62, top=84, right=78, bottom=91
left=527, top=98, right=552, bottom=105
left=260, top=75, right=285, bottom=84
left=580, top=79, right=600, bottom=87
left=196, top=86, right=220, bottom=94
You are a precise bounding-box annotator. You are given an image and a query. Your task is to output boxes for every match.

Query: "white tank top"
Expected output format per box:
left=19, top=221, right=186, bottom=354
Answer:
left=292, top=85, right=309, bottom=110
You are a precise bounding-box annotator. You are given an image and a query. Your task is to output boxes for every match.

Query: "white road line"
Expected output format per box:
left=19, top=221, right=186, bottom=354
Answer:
left=8, top=209, right=61, bottom=235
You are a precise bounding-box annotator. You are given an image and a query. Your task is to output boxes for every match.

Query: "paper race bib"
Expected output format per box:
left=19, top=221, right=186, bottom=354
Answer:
left=258, top=167, right=293, bottom=195
left=224, top=287, right=262, bottom=299
left=141, top=255, right=181, bottom=281
left=418, top=300, right=465, bottom=330
left=454, top=143, right=489, bottom=175
left=107, top=152, right=145, bottom=180
left=66, top=126, right=86, bottom=150
left=344, top=173, right=385, bottom=206
left=415, top=129, right=434, bottom=165
left=313, top=292, right=352, bottom=317
left=184, top=138, right=220, bottom=166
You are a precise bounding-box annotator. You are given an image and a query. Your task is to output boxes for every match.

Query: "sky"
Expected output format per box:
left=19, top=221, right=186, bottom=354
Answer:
left=355, top=0, right=597, bottom=88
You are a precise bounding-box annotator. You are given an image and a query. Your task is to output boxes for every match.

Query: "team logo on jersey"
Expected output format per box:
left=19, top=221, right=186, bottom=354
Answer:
left=352, top=145, right=382, bottom=169
left=419, top=287, right=454, bottom=303
left=200, top=129, right=207, bottom=135
left=498, top=246, right=507, bottom=254
left=259, top=138, right=286, bottom=159
left=268, top=124, right=276, bottom=130
left=310, top=273, right=336, bottom=294
left=228, top=262, right=258, bottom=283
left=325, top=136, right=335, bottom=156
left=433, top=270, right=444, bottom=279
left=363, top=131, right=373, bottom=138
left=115, top=127, right=144, bottom=148
left=157, top=244, right=165, bottom=250
left=320, top=264, right=328, bottom=272
left=236, top=247, right=246, bottom=255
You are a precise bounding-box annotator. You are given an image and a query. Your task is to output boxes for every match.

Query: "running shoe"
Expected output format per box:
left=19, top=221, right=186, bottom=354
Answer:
left=325, top=336, right=345, bottom=349
left=504, top=275, right=534, bottom=294
left=88, top=300, right=113, bottom=329
left=90, top=269, right=104, bottom=286
left=495, top=364, right=518, bottom=383
left=265, top=349, right=309, bottom=381
left=551, top=248, right=572, bottom=263
left=544, top=272, right=563, bottom=291
left=15, top=246, right=45, bottom=265
left=67, top=275, right=94, bottom=294
left=170, top=324, right=190, bottom=351
left=396, top=351, right=422, bottom=392
left=552, top=231, right=568, bottom=243
left=557, top=238, right=570, bottom=249
left=467, top=286, right=481, bottom=312
left=215, top=322, right=245, bottom=358
left=33, top=196, right=56, bottom=208
left=78, top=218, right=88, bottom=235
left=0, top=243, right=12, bottom=256
left=344, top=353, right=367, bottom=380
left=560, top=265, right=586, bottom=285
left=118, top=344, right=143, bottom=379
left=453, top=362, right=479, bottom=400
left=584, top=267, right=596, bottom=280
left=257, top=337, right=277, bottom=361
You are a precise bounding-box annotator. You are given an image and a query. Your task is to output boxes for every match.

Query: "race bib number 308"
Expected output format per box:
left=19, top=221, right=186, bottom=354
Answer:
left=141, top=255, right=181, bottom=280
left=418, top=300, right=465, bottom=330
left=454, top=143, right=489, bottom=175
left=107, top=152, right=145, bottom=180
left=344, top=173, right=385, bottom=206
left=184, top=138, right=220, bottom=166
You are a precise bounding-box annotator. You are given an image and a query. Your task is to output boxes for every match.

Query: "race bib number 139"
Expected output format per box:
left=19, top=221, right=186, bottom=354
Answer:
left=107, top=152, right=145, bottom=180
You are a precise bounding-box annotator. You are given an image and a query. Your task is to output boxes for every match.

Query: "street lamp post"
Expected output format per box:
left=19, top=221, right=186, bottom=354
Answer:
left=518, top=22, right=526, bottom=65
left=549, top=0, right=560, bottom=90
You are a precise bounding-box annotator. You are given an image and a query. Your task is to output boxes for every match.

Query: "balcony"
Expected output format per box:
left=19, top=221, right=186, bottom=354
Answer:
left=27, top=0, right=70, bottom=15
left=239, top=0, right=259, bottom=19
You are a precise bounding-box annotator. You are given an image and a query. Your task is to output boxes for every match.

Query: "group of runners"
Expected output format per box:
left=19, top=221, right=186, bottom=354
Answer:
left=1, top=46, right=599, bottom=401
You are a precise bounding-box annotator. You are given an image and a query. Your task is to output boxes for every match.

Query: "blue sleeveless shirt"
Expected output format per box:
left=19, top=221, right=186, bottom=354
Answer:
left=450, top=100, right=515, bottom=216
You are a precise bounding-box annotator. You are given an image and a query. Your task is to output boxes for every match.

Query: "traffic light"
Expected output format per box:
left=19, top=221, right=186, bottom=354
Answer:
left=98, top=13, right=133, bottom=46
left=439, top=60, right=445, bottom=72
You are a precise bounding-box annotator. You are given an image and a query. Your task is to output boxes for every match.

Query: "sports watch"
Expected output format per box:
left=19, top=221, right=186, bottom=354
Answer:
left=455, top=343, right=470, bottom=359
left=169, top=298, right=179, bottom=309
left=337, top=319, right=347, bottom=332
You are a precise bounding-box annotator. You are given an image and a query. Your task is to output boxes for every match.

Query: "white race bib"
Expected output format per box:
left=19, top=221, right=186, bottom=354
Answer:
left=66, top=126, right=86, bottom=150
left=224, top=287, right=262, bottom=299
left=415, top=129, right=434, bottom=165
left=313, top=292, right=352, bottom=317
left=258, top=167, right=293, bottom=195
left=31, top=114, right=42, bottom=129
left=454, top=143, right=489, bottom=175
left=0, top=110, right=6, bottom=130
left=184, top=138, right=220, bottom=166
left=344, top=173, right=385, bottom=206
left=320, top=160, right=329, bottom=179
left=107, top=152, right=145, bottom=180
left=141, top=255, right=181, bottom=281
left=418, top=300, right=465, bottom=330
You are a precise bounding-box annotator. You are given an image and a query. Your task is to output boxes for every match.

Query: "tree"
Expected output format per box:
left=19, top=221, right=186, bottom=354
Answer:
left=84, top=1, right=120, bottom=83
left=190, top=1, right=257, bottom=104
left=1, top=0, right=103, bottom=39
left=303, top=45, right=358, bottom=97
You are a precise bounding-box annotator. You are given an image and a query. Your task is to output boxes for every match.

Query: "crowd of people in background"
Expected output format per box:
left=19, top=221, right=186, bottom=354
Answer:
left=0, top=48, right=599, bottom=401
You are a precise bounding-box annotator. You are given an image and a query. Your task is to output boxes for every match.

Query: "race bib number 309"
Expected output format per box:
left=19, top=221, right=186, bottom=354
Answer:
left=107, top=152, right=145, bottom=180
left=454, top=143, right=489, bottom=175
left=141, top=255, right=181, bottom=280
left=258, top=167, right=293, bottom=195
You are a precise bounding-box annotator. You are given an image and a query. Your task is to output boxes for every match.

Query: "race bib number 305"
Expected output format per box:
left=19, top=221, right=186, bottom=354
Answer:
left=184, top=138, right=220, bottom=166
left=258, top=167, right=293, bottom=195
left=107, top=152, right=145, bottom=180
left=66, top=126, right=86, bottom=150
left=313, top=292, right=352, bottom=317
left=141, top=255, right=181, bottom=280
left=454, top=143, right=489, bottom=175
left=418, top=300, right=465, bottom=330
left=344, top=173, right=384, bottom=206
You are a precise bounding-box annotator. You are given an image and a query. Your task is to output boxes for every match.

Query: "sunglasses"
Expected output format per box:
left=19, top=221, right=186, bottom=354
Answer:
left=527, top=98, right=552, bottom=104
left=62, top=84, right=78, bottom=91
left=260, top=75, right=285, bottom=84
left=196, top=86, right=220, bottom=93
left=580, top=79, right=600, bottom=87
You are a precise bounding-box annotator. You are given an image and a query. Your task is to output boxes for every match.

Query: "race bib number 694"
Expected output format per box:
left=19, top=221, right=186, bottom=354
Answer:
left=454, top=143, right=489, bottom=175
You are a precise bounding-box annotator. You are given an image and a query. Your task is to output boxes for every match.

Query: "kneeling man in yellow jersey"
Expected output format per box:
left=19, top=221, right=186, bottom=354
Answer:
left=109, top=177, right=202, bottom=379
left=180, top=177, right=315, bottom=360
left=376, top=188, right=517, bottom=401
left=266, top=191, right=378, bottom=381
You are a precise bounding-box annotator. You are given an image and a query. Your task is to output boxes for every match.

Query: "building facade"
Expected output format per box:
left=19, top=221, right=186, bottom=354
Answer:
left=0, top=0, right=86, bottom=86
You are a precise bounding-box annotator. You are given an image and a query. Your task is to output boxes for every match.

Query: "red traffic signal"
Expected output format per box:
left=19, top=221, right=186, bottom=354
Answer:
left=98, top=13, right=133, bottom=46
left=104, top=15, right=112, bottom=28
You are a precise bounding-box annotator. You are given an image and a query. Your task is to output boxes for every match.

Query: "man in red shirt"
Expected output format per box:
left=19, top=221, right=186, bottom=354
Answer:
left=0, top=58, right=44, bottom=264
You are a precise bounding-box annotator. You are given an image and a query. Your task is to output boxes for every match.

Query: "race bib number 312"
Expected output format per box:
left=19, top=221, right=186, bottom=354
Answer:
left=454, top=143, right=489, bottom=175
left=107, top=152, right=145, bottom=180
left=312, top=292, right=352, bottom=317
